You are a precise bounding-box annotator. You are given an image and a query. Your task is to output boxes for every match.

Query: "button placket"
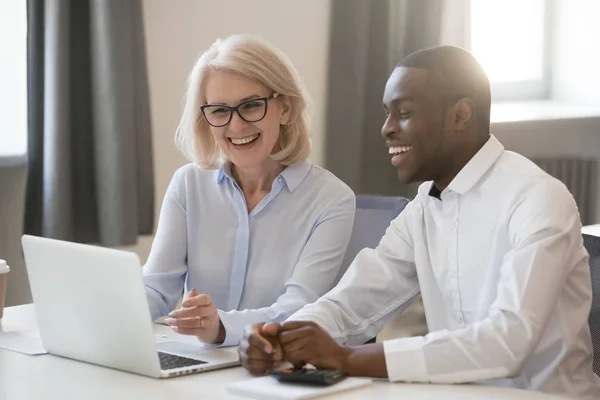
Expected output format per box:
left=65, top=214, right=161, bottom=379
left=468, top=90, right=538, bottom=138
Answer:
left=448, top=194, right=463, bottom=324
left=226, top=181, right=251, bottom=310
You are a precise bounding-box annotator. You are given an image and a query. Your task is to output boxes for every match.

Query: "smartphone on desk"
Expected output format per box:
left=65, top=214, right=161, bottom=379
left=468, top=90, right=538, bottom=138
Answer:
left=268, top=367, right=348, bottom=386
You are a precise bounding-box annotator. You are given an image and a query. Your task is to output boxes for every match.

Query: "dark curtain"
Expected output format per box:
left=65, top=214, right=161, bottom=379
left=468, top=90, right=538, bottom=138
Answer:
left=324, top=0, right=446, bottom=198
left=26, top=0, right=154, bottom=246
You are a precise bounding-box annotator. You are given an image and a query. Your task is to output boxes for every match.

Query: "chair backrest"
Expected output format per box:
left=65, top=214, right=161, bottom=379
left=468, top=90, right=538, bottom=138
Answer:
left=335, top=195, right=409, bottom=284
left=582, top=233, right=600, bottom=376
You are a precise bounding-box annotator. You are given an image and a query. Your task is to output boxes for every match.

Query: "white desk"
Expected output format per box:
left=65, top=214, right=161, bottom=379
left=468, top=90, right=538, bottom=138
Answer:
left=0, top=305, right=564, bottom=400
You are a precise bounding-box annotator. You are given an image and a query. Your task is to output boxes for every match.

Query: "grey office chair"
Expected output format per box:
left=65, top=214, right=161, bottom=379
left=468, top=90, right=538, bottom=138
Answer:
left=336, top=195, right=410, bottom=283
left=582, top=234, right=600, bottom=376
left=336, top=195, right=409, bottom=344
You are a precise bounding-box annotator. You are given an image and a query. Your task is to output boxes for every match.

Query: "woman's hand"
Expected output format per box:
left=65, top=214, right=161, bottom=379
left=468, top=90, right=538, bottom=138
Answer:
left=165, top=289, right=225, bottom=344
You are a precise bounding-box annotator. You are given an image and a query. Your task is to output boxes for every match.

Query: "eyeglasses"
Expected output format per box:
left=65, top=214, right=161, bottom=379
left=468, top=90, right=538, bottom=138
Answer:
left=200, top=93, right=280, bottom=127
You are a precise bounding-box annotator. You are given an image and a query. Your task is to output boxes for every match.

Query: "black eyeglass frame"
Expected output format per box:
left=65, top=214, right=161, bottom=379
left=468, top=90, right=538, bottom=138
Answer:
left=200, top=92, right=280, bottom=127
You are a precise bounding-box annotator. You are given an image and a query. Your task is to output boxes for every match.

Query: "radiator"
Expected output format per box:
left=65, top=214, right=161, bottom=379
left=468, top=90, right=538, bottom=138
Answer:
left=532, top=158, right=597, bottom=225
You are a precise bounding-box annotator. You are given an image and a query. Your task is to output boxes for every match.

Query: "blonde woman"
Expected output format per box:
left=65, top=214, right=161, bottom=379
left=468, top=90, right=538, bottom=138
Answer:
left=142, top=34, right=355, bottom=347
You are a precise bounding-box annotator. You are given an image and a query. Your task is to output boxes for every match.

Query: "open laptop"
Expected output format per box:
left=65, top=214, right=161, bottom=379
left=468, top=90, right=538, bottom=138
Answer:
left=21, top=234, right=240, bottom=378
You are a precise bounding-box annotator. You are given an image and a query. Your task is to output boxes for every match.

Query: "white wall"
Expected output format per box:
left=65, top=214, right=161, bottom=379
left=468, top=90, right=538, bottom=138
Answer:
left=492, top=0, right=600, bottom=223
left=119, top=0, right=332, bottom=261
left=493, top=118, right=600, bottom=223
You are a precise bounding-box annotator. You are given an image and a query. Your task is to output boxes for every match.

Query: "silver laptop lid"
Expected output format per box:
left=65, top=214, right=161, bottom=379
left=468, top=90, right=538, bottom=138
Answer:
left=22, top=235, right=162, bottom=377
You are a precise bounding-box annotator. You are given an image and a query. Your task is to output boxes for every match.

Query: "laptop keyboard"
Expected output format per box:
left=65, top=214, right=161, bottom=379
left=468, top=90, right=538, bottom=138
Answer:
left=158, top=351, right=208, bottom=370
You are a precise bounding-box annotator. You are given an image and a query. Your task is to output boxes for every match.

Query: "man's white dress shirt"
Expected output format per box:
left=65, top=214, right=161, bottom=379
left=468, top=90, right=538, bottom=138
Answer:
left=291, top=135, right=600, bottom=399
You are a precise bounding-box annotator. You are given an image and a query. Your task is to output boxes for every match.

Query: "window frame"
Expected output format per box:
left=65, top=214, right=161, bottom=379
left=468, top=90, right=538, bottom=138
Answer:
left=468, top=0, right=554, bottom=102
left=0, top=0, right=28, bottom=157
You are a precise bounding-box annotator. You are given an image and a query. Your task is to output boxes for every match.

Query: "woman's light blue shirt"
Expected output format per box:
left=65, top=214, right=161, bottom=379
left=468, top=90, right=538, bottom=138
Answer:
left=142, top=161, right=355, bottom=346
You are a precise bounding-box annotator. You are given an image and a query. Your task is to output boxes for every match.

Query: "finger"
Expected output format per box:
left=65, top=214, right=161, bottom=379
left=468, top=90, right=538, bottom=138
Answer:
left=269, top=338, right=283, bottom=362
left=238, top=337, right=251, bottom=352
left=239, top=337, right=266, bottom=356
left=283, top=340, right=311, bottom=367
left=165, top=316, right=206, bottom=329
left=243, top=344, right=273, bottom=359
left=284, top=350, right=308, bottom=369
left=290, top=361, right=306, bottom=369
left=279, top=326, right=316, bottom=346
left=171, top=326, right=202, bottom=336
left=169, top=304, right=215, bottom=319
left=282, top=337, right=310, bottom=359
left=181, top=293, right=212, bottom=308
left=246, top=325, right=275, bottom=354
left=239, top=350, right=281, bottom=375
left=239, top=340, right=281, bottom=362
left=241, top=358, right=280, bottom=375
left=261, top=322, right=282, bottom=337
left=281, top=320, right=316, bottom=332
left=261, top=323, right=283, bottom=358
left=238, top=347, right=280, bottom=362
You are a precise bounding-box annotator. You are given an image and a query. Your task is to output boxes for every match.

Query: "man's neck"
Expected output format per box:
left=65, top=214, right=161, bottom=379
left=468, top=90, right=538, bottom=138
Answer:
left=434, top=134, right=490, bottom=192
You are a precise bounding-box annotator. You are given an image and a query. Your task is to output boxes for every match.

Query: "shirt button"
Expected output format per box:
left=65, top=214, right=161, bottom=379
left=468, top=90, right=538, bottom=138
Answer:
left=456, top=312, right=463, bottom=321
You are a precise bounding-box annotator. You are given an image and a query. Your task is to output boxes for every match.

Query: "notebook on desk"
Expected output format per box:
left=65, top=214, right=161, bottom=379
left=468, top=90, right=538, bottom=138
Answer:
left=226, top=375, right=372, bottom=399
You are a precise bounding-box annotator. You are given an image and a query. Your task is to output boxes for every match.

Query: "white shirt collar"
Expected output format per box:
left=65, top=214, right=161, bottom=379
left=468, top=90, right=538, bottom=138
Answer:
left=446, top=134, right=504, bottom=196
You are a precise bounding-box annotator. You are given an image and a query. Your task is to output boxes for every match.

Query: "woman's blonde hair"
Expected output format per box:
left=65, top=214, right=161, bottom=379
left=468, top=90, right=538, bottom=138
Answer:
left=175, top=34, right=312, bottom=169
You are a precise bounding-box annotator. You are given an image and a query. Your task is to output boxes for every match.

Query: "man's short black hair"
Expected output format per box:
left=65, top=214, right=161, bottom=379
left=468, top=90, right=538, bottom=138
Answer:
left=397, top=45, right=491, bottom=128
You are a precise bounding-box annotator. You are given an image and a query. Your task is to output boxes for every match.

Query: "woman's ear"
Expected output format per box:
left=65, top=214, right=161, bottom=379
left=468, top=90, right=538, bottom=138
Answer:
left=454, top=98, right=474, bottom=130
left=278, top=95, right=292, bottom=125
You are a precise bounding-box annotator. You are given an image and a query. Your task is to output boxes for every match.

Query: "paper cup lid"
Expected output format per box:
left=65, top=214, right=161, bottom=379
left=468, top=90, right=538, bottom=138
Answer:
left=0, top=260, right=9, bottom=274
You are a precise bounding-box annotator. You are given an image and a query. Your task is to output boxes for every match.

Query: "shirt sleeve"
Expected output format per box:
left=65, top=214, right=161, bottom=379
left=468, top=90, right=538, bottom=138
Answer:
left=217, top=191, right=356, bottom=346
left=142, top=170, right=187, bottom=320
left=289, top=200, right=421, bottom=346
left=383, top=180, right=586, bottom=383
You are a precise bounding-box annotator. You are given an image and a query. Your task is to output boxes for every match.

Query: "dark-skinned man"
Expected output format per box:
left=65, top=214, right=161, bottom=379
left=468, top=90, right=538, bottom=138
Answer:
left=238, top=46, right=600, bottom=399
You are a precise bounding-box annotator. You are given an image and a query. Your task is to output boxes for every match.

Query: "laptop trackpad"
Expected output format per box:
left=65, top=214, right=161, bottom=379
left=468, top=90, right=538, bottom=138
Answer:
left=157, top=340, right=239, bottom=364
left=157, top=341, right=207, bottom=356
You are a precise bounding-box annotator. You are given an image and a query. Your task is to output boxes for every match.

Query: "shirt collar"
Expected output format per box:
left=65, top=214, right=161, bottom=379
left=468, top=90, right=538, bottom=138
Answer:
left=216, top=160, right=312, bottom=192
left=216, top=162, right=232, bottom=184
left=277, top=161, right=312, bottom=192
left=445, top=134, right=504, bottom=196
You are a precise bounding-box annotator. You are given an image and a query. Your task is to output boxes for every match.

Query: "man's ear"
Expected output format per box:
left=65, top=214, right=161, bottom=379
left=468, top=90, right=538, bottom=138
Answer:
left=279, top=95, right=292, bottom=125
left=454, top=98, right=474, bottom=130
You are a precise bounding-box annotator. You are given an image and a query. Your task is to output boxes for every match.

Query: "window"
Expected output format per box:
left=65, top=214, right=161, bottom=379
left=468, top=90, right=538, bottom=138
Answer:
left=0, top=0, right=28, bottom=156
left=470, top=0, right=550, bottom=101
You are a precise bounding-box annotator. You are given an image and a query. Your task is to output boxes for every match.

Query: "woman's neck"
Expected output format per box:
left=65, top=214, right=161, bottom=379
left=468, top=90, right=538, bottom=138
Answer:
left=231, top=160, right=285, bottom=210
